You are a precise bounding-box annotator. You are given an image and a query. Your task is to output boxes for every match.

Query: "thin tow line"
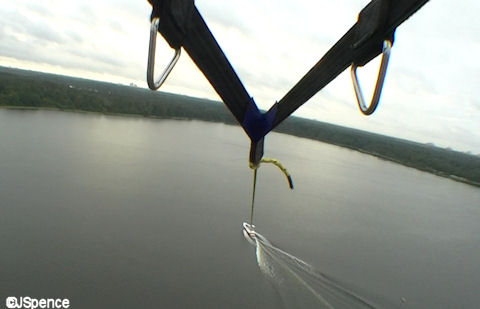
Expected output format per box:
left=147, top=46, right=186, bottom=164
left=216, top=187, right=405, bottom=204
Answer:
left=248, top=158, right=294, bottom=226
left=250, top=168, right=258, bottom=225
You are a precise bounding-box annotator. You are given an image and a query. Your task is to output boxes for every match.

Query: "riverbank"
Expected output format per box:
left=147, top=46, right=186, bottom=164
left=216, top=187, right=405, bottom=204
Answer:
left=1, top=66, right=479, bottom=187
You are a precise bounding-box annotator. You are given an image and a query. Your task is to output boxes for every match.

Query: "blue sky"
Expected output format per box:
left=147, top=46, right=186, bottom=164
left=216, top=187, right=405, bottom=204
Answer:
left=1, top=0, right=479, bottom=153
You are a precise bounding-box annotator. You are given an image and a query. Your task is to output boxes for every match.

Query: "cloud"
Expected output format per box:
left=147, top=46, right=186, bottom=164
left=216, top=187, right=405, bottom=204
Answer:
left=1, top=0, right=479, bottom=153
left=0, top=0, right=151, bottom=83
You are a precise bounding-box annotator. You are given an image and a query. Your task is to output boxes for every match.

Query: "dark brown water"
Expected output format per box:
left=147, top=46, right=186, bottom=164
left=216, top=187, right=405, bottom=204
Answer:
left=1, top=109, right=479, bottom=308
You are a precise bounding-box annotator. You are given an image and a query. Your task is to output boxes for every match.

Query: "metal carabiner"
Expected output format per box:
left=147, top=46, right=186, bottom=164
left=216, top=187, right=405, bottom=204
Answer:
left=147, top=17, right=181, bottom=90
left=351, top=40, right=392, bottom=115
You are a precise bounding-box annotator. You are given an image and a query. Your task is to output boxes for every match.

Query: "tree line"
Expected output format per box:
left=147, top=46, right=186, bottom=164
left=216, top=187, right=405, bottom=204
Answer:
left=1, top=66, right=479, bottom=186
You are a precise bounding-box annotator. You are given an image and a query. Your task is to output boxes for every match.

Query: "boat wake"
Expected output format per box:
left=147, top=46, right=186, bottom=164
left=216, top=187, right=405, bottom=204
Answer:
left=243, top=222, right=379, bottom=309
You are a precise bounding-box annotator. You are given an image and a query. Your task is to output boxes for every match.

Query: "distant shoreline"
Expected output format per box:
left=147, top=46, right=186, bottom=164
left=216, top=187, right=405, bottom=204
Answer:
left=3, top=105, right=479, bottom=189
left=353, top=147, right=480, bottom=188
left=1, top=66, right=479, bottom=188
left=0, top=104, right=210, bottom=123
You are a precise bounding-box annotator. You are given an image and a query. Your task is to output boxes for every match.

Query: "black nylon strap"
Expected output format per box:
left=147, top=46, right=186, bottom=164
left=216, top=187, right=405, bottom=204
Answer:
left=271, top=0, right=429, bottom=128
left=147, top=0, right=429, bottom=164
left=182, top=9, right=251, bottom=125
left=149, top=0, right=195, bottom=49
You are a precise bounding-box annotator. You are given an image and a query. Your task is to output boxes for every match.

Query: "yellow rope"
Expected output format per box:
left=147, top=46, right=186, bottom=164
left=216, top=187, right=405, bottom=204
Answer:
left=248, top=157, right=294, bottom=225
left=250, top=157, right=294, bottom=189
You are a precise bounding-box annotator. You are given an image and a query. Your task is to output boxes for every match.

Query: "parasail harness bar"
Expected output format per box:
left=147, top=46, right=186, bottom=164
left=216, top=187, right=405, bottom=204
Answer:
left=146, top=0, right=429, bottom=166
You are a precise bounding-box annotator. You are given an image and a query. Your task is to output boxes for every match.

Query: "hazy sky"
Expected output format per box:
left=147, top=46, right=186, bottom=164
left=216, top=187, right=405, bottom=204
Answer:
left=1, top=0, right=479, bottom=153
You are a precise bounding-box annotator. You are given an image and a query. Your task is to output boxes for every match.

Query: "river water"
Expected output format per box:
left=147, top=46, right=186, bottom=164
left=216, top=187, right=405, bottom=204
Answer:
left=1, top=109, right=479, bottom=308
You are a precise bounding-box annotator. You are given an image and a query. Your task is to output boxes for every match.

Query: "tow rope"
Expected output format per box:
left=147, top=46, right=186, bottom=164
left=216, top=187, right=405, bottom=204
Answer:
left=249, top=158, right=294, bottom=225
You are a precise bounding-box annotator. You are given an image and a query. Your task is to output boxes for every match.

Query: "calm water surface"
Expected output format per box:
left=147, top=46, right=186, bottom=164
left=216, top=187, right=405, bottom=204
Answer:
left=1, top=109, right=479, bottom=308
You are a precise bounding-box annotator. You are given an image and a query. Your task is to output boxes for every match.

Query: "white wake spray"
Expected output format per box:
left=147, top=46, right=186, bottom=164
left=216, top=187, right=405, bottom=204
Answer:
left=243, top=222, right=379, bottom=309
